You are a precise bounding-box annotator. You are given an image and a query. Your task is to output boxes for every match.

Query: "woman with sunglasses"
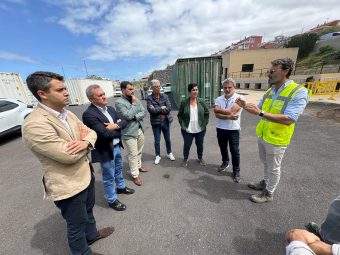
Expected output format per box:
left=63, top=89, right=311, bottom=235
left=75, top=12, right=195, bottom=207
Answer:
left=177, top=83, right=209, bottom=167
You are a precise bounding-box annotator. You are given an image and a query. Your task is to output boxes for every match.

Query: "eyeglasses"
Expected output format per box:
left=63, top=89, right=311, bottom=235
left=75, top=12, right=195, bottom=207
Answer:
left=267, top=69, right=282, bottom=74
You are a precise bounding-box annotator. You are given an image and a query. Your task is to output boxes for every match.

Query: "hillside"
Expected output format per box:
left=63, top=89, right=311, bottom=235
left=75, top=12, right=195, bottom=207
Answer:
left=295, top=26, right=340, bottom=68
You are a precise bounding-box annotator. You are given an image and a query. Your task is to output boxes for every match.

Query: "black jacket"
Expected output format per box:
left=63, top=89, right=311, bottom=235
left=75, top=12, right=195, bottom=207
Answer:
left=146, top=93, right=172, bottom=125
left=82, top=104, right=127, bottom=163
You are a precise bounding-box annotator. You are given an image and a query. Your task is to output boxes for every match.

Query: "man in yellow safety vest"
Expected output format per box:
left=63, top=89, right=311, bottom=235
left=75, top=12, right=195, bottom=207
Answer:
left=236, top=58, right=309, bottom=203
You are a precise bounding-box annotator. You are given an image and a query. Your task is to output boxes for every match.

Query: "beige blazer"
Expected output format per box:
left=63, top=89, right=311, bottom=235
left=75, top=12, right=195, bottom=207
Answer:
left=22, top=107, right=97, bottom=201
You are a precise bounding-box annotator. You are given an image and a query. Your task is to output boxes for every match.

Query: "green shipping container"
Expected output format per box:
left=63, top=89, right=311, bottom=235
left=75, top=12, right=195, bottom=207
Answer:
left=171, top=56, right=222, bottom=107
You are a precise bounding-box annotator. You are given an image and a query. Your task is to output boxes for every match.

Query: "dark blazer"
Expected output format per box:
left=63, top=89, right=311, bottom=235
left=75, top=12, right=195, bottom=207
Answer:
left=82, top=104, right=127, bottom=163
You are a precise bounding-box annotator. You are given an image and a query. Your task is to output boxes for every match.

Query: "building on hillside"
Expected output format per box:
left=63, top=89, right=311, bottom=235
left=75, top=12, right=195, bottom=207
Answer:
left=223, top=35, right=263, bottom=52
left=261, top=35, right=290, bottom=49
left=306, top=19, right=340, bottom=33
left=222, top=48, right=299, bottom=89
left=148, top=65, right=172, bottom=86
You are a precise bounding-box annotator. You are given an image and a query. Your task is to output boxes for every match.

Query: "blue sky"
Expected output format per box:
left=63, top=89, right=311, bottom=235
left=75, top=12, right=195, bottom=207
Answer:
left=0, top=0, right=339, bottom=81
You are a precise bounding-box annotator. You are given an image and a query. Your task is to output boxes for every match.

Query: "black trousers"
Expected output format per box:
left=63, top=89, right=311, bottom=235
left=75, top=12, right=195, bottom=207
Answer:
left=181, top=129, right=206, bottom=160
left=54, top=169, right=99, bottom=255
left=216, top=128, right=240, bottom=173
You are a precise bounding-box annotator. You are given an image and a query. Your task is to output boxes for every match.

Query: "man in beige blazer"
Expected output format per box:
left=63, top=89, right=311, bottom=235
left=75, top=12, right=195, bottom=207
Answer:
left=22, top=71, right=113, bottom=255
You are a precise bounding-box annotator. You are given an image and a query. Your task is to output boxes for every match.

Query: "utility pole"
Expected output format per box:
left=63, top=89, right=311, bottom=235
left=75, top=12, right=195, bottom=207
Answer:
left=61, top=66, right=66, bottom=78
left=83, top=60, right=89, bottom=77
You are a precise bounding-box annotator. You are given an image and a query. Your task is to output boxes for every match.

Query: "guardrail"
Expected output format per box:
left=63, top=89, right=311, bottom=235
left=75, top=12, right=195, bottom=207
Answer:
left=303, top=80, right=340, bottom=100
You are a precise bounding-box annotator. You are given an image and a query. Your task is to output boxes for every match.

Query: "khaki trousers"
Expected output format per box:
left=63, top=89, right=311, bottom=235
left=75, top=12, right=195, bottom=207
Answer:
left=122, top=129, right=145, bottom=178
left=258, top=138, right=287, bottom=194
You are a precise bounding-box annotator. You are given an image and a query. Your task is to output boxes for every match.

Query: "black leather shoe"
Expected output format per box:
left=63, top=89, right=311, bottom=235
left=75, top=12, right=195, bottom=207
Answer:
left=108, top=199, right=126, bottom=211
left=232, top=172, right=241, bottom=183
left=117, top=187, right=135, bottom=195
left=305, top=222, right=321, bottom=237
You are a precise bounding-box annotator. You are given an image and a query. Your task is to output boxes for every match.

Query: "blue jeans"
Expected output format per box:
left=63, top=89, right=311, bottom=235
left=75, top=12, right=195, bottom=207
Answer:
left=216, top=128, right=240, bottom=173
left=181, top=129, right=206, bottom=160
left=54, top=170, right=99, bottom=255
left=152, top=120, right=172, bottom=156
left=100, top=145, right=125, bottom=204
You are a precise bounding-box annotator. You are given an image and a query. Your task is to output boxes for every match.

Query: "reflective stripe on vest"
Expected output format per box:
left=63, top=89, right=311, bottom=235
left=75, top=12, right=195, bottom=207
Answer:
left=256, top=82, right=304, bottom=146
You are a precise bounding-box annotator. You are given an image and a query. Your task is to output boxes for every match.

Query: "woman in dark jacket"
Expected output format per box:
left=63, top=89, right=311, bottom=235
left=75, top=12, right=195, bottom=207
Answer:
left=177, top=83, right=209, bottom=166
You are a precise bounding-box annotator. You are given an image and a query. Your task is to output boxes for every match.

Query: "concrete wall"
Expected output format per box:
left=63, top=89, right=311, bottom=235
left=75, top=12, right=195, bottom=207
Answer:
left=316, top=36, right=340, bottom=50
left=222, top=48, right=299, bottom=76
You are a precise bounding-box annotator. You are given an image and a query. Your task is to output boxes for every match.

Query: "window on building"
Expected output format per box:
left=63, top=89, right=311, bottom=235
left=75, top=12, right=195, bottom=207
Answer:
left=241, top=64, right=254, bottom=72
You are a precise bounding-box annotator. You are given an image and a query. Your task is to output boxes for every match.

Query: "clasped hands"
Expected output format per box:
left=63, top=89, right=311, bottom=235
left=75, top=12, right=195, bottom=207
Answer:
left=66, top=124, right=91, bottom=155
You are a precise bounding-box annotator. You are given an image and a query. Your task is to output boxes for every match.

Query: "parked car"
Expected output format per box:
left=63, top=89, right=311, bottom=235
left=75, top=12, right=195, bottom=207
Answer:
left=113, top=87, right=122, bottom=97
left=162, top=83, right=172, bottom=93
left=147, top=86, right=165, bottom=96
left=0, top=98, right=33, bottom=138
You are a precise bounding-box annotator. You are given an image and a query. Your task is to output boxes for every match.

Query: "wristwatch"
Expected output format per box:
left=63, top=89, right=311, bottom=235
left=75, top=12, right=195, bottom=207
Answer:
left=259, top=110, right=265, bottom=117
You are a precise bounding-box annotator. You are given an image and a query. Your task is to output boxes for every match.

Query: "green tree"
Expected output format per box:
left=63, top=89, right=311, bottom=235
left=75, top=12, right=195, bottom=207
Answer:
left=86, top=74, right=106, bottom=80
left=285, top=33, right=319, bottom=59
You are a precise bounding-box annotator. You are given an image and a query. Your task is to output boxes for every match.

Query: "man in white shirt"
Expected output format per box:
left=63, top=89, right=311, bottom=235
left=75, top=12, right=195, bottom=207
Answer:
left=214, top=78, right=243, bottom=183
left=286, top=229, right=340, bottom=255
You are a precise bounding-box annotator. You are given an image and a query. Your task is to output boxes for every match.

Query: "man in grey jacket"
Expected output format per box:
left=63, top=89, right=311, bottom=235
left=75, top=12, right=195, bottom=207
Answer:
left=115, top=81, right=146, bottom=186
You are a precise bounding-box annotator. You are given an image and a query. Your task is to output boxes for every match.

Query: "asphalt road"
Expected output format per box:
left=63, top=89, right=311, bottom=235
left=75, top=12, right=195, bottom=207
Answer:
left=0, top=98, right=339, bottom=255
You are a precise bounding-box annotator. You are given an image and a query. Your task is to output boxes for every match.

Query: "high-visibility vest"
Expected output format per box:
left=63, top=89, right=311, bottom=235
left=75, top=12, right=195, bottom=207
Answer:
left=256, top=82, right=306, bottom=146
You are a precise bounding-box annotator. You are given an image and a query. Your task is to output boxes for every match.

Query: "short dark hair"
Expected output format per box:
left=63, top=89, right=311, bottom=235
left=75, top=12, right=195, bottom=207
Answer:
left=120, top=81, right=133, bottom=90
left=271, top=58, right=295, bottom=78
left=188, top=83, right=198, bottom=92
left=26, top=71, right=64, bottom=102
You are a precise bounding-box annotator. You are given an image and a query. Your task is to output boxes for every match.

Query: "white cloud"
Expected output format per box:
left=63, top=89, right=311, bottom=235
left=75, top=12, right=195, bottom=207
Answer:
left=0, top=51, right=38, bottom=64
left=50, top=0, right=340, bottom=69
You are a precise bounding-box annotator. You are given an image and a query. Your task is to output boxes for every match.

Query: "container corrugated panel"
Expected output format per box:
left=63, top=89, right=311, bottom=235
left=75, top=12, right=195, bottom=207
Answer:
left=171, top=56, right=222, bottom=107
left=65, top=79, right=113, bottom=105
left=0, top=72, right=34, bottom=105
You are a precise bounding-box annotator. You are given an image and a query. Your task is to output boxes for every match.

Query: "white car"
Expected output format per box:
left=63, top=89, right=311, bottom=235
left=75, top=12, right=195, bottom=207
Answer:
left=113, top=87, right=122, bottom=97
left=147, top=86, right=165, bottom=96
left=0, top=98, right=33, bottom=138
left=162, top=83, right=172, bottom=93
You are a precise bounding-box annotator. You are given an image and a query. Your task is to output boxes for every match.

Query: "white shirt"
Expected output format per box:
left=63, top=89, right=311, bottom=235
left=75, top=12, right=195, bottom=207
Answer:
left=186, top=104, right=202, bottom=134
left=94, top=105, right=120, bottom=146
left=38, top=103, right=72, bottom=134
left=214, top=93, right=243, bottom=130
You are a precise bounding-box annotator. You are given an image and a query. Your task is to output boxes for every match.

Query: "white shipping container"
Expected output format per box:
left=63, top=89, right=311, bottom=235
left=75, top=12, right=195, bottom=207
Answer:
left=0, top=72, right=35, bottom=105
left=65, top=79, right=113, bottom=105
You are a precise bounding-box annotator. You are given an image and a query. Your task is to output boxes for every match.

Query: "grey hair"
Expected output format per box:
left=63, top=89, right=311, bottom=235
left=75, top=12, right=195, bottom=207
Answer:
left=222, top=78, right=236, bottom=87
left=151, top=79, right=160, bottom=87
left=86, top=84, right=100, bottom=100
left=271, top=57, right=294, bottom=78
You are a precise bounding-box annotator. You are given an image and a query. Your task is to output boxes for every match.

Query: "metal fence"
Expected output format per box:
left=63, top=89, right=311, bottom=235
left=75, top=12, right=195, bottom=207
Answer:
left=229, top=65, right=340, bottom=78
left=303, top=80, right=340, bottom=99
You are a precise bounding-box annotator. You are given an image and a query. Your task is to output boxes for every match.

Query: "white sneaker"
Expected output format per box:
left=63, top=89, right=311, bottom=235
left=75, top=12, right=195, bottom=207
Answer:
left=154, top=155, right=161, bottom=164
left=167, top=153, right=175, bottom=161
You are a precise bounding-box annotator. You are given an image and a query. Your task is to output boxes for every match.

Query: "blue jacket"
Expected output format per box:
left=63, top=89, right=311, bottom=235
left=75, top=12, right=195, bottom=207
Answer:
left=146, top=93, right=172, bottom=125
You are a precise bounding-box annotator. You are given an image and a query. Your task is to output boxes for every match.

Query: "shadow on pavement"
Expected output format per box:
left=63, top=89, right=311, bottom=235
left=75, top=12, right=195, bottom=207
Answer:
left=184, top=174, right=251, bottom=203
left=232, top=228, right=285, bottom=254
left=31, top=212, right=69, bottom=255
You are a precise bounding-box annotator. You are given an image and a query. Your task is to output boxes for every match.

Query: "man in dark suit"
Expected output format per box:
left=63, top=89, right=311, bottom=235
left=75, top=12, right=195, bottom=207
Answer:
left=82, top=84, right=135, bottom=211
